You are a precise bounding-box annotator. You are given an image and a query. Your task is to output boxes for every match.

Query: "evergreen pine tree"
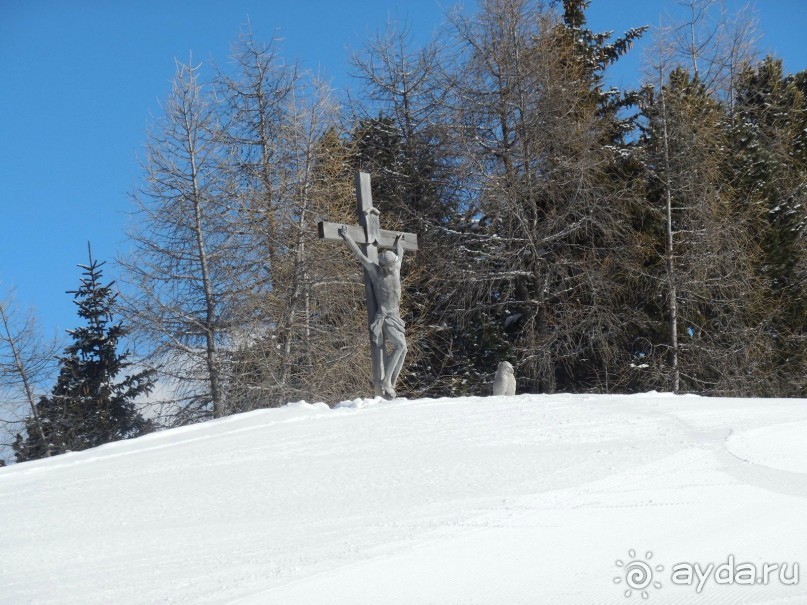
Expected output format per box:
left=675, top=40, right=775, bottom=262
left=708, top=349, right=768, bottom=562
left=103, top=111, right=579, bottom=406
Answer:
left=14, top=247, right=154, bottom=462
left=731, top=58, right=807, bottom=394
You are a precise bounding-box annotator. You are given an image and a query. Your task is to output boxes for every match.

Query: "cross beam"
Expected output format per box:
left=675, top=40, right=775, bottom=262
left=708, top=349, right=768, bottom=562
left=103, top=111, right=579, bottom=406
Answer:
left=317, top=222, right=418, bottom=251
left=317, top=172, right=418, bottom=397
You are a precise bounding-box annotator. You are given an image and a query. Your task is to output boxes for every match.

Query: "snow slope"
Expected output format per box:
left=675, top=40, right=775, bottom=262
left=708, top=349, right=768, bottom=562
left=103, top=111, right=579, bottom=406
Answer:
left=1, top=393, right=806, bottom=604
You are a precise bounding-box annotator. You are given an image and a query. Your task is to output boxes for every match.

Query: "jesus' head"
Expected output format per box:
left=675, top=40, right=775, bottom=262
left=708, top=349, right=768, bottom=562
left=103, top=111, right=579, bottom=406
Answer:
left=379, top=250, right=397, bottom=269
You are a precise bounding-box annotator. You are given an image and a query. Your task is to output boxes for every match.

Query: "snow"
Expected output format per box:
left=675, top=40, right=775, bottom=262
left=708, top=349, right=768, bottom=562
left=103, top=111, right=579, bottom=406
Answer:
left=727, top=420, right=807, bottom=474
left=1, top=392, right=806, bottom=604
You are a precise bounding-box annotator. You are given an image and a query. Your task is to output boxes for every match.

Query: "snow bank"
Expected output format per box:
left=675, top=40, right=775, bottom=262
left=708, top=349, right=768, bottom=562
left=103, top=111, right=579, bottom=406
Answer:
left=1, top=393, right=805, bottom=604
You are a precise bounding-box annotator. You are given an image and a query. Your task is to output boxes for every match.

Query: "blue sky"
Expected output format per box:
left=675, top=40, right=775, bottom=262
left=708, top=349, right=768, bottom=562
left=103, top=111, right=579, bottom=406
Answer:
left=1, top=0, right=805, bottom=340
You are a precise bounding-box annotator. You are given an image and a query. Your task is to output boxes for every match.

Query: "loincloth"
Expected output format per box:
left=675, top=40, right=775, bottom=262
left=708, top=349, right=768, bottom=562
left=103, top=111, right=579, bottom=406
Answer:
left=370, top=313, right=406, bottom=347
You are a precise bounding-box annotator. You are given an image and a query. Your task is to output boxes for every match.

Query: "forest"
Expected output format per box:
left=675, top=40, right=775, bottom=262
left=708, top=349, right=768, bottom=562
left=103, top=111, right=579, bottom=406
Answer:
left=2, top=0, right=806, bottom=462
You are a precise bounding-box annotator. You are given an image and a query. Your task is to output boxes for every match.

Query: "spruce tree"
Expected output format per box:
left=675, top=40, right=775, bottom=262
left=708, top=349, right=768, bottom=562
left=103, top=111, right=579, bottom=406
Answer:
left=730, top=58, right=807, bottom=394
left=14, top=248, right=154, bottom=461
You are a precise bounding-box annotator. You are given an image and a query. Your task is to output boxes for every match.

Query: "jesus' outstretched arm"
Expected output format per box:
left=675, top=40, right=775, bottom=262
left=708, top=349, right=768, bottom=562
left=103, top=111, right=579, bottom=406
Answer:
left=395, top=234, right=404, bottom=266
left=339, top=226, right=374, bottom=273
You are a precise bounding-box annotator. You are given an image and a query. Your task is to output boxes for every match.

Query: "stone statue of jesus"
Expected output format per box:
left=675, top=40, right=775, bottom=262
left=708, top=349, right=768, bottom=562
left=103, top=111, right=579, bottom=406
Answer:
left=339, top=225, right=407, bottom=399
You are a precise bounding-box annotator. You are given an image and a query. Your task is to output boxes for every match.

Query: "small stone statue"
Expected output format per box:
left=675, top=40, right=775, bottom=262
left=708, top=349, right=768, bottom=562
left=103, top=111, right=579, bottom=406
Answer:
left=492, top=361, right=516, bottom=396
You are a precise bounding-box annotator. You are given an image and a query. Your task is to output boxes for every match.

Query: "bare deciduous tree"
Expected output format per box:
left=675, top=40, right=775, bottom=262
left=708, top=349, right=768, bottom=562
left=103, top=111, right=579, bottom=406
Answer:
left=0, top=289, right=58, bottom=457
left=642, top=4, right=774, bottom=395
left=217, top=31, right=373, bottom=407
left=120, top=58, right=240, bottom=422
left=643, top=64, right=772, bottom=395
left=442, top=0, right=648, bottom=393
left=667, top=0, right=759, bottom=115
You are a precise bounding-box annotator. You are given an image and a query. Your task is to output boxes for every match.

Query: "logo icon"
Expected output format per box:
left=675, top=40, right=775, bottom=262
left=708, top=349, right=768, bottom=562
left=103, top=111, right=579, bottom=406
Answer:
left=615, top=550, right=664, bottom=599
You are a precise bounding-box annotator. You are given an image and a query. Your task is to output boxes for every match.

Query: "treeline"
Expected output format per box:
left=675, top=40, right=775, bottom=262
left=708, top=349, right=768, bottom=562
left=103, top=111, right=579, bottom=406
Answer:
left=3, top=0, right=806, bottom=461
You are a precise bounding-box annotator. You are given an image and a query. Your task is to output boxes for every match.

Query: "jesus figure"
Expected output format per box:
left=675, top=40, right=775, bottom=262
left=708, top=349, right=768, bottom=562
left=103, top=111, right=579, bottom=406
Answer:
left=339, top=225, right=407, bottom=399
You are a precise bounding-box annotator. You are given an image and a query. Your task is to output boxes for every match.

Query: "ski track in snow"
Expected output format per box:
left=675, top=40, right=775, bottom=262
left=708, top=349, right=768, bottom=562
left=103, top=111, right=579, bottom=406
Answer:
left=1, top=392, right=806, bottom=604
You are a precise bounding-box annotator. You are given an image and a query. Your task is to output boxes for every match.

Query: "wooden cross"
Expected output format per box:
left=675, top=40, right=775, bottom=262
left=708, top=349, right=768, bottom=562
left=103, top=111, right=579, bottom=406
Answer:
left=318, top=172, right=418, bottom=397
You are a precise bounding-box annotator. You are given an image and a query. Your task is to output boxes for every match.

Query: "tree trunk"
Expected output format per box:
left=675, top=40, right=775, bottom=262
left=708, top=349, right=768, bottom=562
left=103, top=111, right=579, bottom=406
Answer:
left=659, top=87, right=681, bottom=394
left=188, top=137, right=224, bottom=418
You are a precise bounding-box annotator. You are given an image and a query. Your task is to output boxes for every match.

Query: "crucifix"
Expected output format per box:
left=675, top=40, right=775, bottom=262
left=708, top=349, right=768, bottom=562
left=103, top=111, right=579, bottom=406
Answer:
left=318, top=172, right=419, bottom=398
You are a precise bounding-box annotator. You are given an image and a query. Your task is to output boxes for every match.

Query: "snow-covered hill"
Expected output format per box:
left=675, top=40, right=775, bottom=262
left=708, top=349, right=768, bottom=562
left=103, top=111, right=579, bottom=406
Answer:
left=1, top=393, right=806, bottom=604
